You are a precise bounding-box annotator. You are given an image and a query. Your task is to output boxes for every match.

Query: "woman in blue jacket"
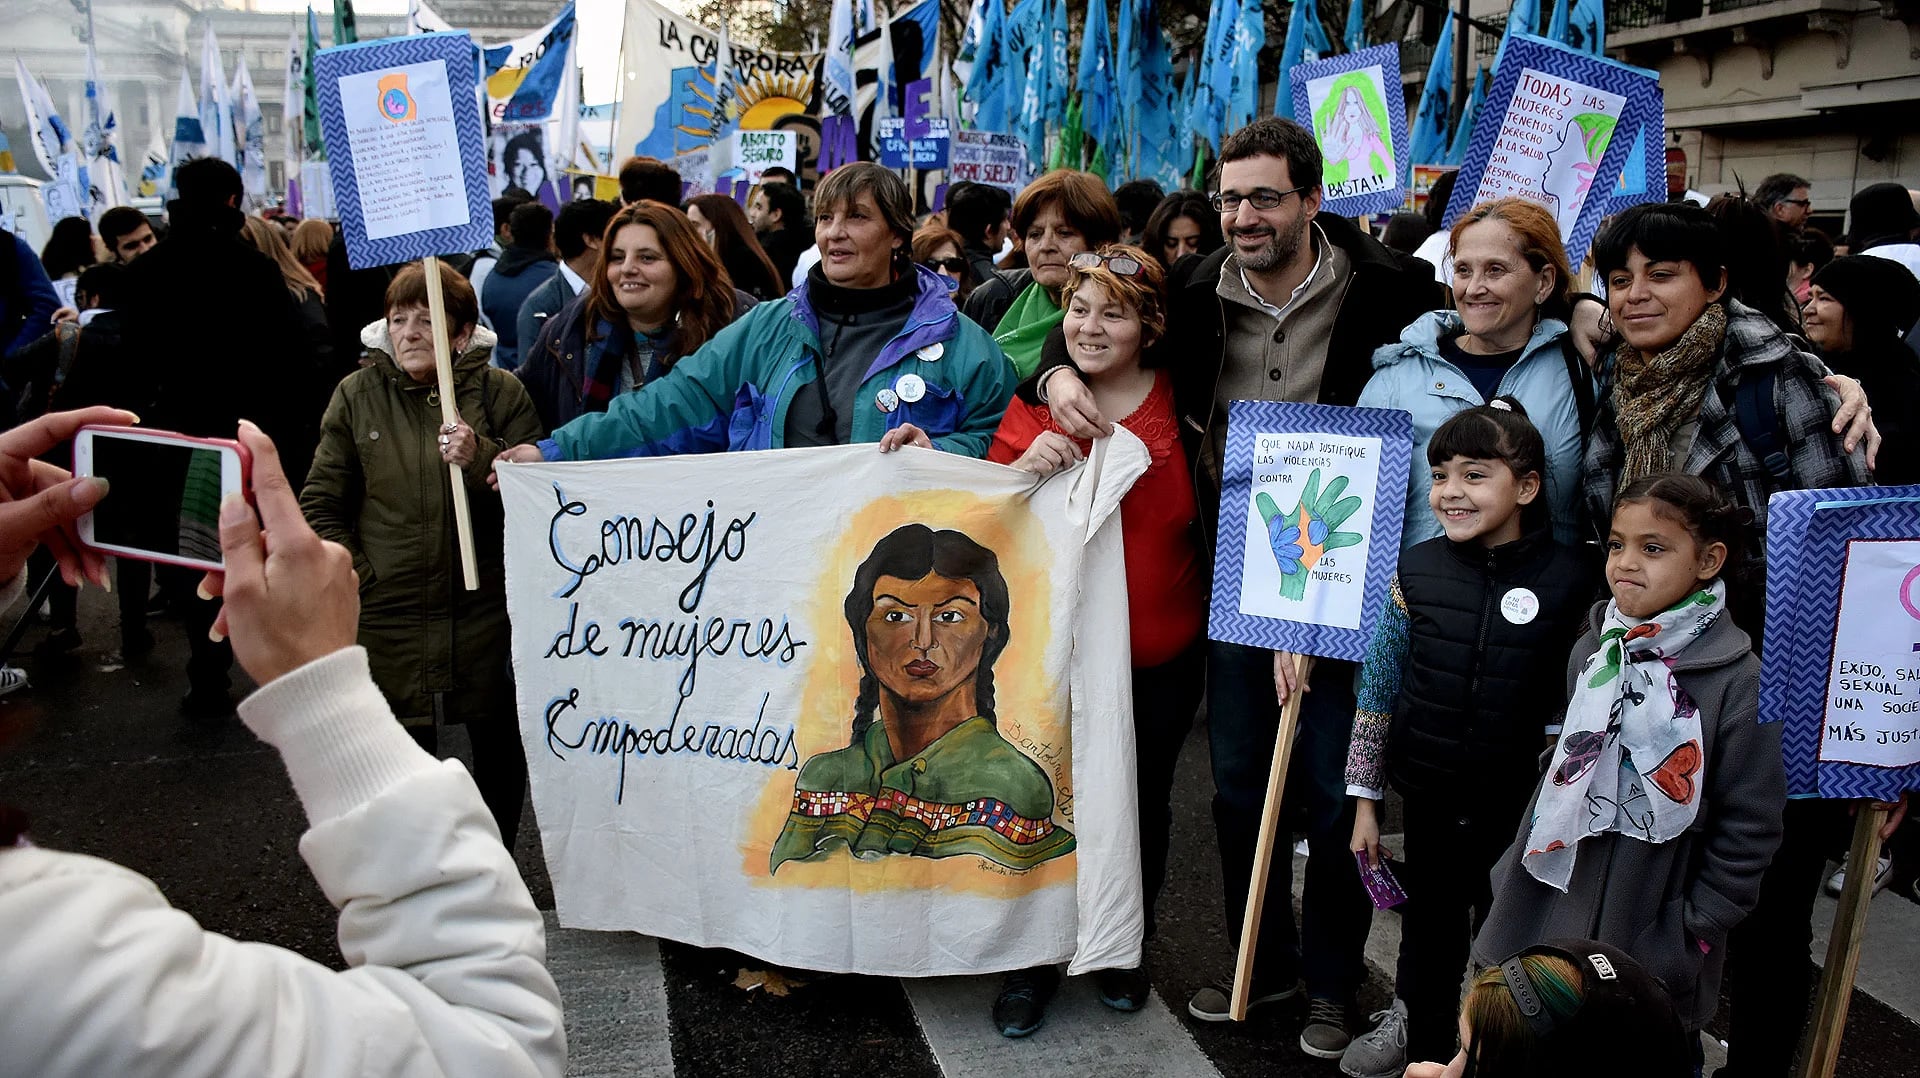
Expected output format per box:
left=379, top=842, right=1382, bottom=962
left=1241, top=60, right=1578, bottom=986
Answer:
left=498, top=163, right=1016, bottom=464
left=1357, top=198, right=1595, bottom=548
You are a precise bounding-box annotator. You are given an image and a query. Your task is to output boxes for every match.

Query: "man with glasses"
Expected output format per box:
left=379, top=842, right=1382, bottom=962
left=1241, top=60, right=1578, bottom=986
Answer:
left=1755, top=173, right=1813, bottom=232
left=1029, top=117, right=1444, bottom=1059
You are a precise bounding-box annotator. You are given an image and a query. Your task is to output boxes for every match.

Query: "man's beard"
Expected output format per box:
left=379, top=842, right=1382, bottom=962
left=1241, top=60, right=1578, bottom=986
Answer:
left=1232, top=218, right=1305, bottom=273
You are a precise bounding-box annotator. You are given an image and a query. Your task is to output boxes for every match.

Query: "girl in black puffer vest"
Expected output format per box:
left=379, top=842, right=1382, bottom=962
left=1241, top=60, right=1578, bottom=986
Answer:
left=1340, top=399, right=1597, bottom=1070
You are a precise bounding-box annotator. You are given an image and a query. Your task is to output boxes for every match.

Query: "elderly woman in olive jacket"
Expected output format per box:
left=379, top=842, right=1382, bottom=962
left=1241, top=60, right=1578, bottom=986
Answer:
left=301, top=263, right=545, bottom=847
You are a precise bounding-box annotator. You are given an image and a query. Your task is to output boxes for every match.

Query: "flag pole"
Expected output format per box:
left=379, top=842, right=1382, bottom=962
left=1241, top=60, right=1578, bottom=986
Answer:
left=422, top=256, right=480, bottom=592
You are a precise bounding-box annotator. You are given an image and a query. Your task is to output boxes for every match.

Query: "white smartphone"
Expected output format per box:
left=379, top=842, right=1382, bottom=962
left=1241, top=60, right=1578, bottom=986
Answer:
left=72, top=425, right=253, bottom=571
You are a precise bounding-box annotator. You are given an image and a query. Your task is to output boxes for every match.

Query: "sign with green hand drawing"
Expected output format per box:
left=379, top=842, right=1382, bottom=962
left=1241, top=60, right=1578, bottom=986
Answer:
left=1208, top=401, right=1413, bottom=662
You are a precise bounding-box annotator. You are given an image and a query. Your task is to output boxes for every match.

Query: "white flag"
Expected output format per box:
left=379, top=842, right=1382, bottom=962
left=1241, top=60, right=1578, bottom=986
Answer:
left=283, top=23, right=305, bottom=183
left=168, top=69, right=206, bottom=199
left=200, top=25, right=238, bottom=167
left=13, top=58, right=87, bottom=222
left=824, top=0, right=856, bottom=117
left=83, top=36, right=129, bottom=213
left=230, top=56, right=266, bottom=205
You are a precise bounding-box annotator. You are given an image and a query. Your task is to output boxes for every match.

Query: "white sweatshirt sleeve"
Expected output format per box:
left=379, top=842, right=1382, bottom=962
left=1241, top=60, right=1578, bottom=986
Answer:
left=0, top=647, right=565, bottom=1078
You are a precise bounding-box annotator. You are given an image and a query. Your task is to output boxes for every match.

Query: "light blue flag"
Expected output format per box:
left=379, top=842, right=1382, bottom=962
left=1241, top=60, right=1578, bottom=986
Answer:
left=1568, top=0, right=1605, bottom=55
left=1046, top=0, right=1071, bottom=128
left=965, top=0, right=1008, bottom=131
left=1018, top=0, right=1056, bottom=168
left=1344, top=0, right=1367, bottom=52
left=1116, top=0, right=1141, bottom=167
left=1187, top=0, right=1240, bottom=152
left=1078, top=0, right=1116, bottom=149
left=1444, top=67, right=1488, bottom=165
left=1304, top=4, right=1333, bottom=61
left=1128, top=0, right=1181, bottom=187
left=1005, top=0, right=1045, bottom=146
left=1547, top=0, right=1570, bottom=45
left=1226, top=0, right=1265, bottom=134
left=1273, top=0, right=1312, bottom=122
left=1492, top=0, right=1536, bottom=76
left=1407, top=10, right=1454, bottom=175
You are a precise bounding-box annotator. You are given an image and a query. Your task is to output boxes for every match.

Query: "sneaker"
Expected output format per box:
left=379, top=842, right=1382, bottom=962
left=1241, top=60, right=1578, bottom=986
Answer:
left=1825, top=854, right=1894, bottom=896
left=1096, top=966, right=1152, bottom=1012
left=1186, top=974, right=1302, bottom=1022
left=0, top=665, right=27, bottom=697
left=992, top=966, right=1060, bottom=1038
left=1339, top=999, right=1409, bottom=1077
left=1301, top=996, right=1353, bottom=1058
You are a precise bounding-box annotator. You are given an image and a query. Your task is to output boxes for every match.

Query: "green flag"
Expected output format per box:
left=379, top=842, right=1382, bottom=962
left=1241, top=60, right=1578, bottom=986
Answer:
left=1050, top=95, right=1084, bottom=172
left=304, top=7, right=325, bottom=160
left=333, top=0, right=358, bottom=46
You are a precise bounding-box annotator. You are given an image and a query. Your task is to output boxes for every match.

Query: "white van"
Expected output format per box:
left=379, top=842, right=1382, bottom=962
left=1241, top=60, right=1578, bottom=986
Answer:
left=0, top=176, right=51, bottom=254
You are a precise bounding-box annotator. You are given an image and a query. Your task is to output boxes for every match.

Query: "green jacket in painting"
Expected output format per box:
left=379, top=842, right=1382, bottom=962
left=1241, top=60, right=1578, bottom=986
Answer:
left=770, top=716, right=1075, bottom=873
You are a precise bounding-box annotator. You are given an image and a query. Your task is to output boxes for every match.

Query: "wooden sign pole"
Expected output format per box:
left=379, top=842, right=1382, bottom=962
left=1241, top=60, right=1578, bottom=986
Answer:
left=1798, top=803, right=1893, bottom=1078
left=1231, top=651, right=1313, bottom=1021
left=422, top=256, right=480, bottom=592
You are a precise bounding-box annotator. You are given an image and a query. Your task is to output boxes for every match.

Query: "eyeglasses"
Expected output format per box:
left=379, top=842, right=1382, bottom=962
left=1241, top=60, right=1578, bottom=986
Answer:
left=921, top=256, right=968, bottom=274
left=1778, top=198, right=1811, bottom=208
left=1209, top=185, right=1311, bottom=213
left=1068, top=251, right=1146, bottom=276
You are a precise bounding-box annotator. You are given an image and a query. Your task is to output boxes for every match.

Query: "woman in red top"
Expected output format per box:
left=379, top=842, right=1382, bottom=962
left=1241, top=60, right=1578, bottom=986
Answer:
left=986, top=244, right=1208, bottom=1027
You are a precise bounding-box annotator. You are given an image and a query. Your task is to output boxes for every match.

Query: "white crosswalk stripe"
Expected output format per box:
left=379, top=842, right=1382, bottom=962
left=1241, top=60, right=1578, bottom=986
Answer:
left=906, top=976, right=1223, bottom=1078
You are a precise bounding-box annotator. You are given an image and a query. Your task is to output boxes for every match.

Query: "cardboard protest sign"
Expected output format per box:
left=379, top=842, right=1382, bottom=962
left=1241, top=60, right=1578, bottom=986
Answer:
left=1760, top=486, right=1920, bottom=802
left=950, top=130, right=1029, bottom=194
left=877, top=117, right=952, bottom=169
left=498, top=439, right=1149, bottom=976
left=1443, top=33, right=1657, bottom=269
left=1208, top=402, right=1412, bottom=661
left=313, top=32, right=493, bottom=271
left=733, top=129, right=797, bottom=182
left=1288, top=44, right=1408, bottom=217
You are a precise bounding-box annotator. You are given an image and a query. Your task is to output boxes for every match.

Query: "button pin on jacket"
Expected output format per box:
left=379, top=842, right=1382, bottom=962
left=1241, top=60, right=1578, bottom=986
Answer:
left=875, top=388, right=900, bottom=413
left=895, top=373, right=926, bottom=403
left=916, top=342, right=943, bottom=362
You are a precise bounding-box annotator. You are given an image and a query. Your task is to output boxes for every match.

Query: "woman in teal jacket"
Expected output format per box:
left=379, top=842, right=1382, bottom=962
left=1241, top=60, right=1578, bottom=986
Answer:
left=1357, top=198, right=1594, bottom=548
left=499, top=163, right=1016, bottom=464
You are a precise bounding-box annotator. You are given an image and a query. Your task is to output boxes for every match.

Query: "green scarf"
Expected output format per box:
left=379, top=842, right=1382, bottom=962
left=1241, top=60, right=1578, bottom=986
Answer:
left=993, top=281, right=1066, bottom=378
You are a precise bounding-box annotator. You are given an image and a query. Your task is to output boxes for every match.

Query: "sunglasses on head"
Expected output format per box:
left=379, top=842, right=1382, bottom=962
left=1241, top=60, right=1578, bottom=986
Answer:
left=1068, top=251, right=1145, bottom=277
left=922, top=257, right=968, bottom=273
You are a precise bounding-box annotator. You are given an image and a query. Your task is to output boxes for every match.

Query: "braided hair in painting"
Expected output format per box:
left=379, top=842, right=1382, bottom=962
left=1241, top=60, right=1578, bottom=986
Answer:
left=842, top=524, right=1011, bottom=738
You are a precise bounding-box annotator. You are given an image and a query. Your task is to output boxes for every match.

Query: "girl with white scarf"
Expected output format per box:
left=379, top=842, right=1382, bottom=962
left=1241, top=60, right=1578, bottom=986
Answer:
left=1472, top=474, right=1786, bottom=1035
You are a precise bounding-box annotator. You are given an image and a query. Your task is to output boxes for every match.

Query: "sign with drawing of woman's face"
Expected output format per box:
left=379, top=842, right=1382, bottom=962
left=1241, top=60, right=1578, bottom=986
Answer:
left=496, top=442, right=1150, bottom=977
left=1288, top=44, right=1409, bottom=217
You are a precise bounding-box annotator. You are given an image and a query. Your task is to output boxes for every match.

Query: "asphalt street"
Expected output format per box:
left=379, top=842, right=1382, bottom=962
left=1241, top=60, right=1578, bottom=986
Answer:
left=5, top=589, right=1917, bottom=1077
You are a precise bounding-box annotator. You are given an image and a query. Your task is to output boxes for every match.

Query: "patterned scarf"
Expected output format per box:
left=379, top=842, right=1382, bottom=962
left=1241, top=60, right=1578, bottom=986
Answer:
left=1611, top=302, right=1727, bottom=487
left=1522, top=579, right=1725, bottom=892
left=581, top=319, right=671, bottom=412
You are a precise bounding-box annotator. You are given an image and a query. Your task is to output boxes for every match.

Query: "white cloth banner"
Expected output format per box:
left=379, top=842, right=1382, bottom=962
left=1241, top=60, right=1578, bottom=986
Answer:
left=499, top=438, right=1149, bottom=976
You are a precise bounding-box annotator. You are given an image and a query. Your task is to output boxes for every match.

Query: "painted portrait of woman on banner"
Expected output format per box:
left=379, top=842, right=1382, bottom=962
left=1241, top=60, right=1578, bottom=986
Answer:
left=771, top=524, right=1075, bottom=874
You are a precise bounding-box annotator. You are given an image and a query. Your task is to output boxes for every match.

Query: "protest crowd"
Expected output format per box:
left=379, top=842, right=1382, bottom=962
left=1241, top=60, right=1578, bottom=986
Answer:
left=2, top=16, right=1920, bottom=1078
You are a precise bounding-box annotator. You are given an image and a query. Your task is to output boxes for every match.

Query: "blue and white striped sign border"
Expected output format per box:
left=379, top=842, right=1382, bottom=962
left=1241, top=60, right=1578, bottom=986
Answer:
left=1441, top=33, right=1658, bottom=270
left=1287, top=43, right=1409, bottom=219
left=1760, top=486, right=1920, bottom=801
left=314, top=31, right=494, bottom=271
left=1207, top=401, right=1412, bottom=662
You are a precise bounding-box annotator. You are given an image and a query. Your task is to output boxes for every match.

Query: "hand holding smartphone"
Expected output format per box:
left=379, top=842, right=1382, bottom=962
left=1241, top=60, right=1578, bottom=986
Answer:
left=73, top=425, right=252, bottom=571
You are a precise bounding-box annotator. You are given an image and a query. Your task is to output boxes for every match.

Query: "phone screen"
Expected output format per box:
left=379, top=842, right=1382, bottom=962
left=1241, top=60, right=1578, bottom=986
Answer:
left=88, top=435, right=227, bottom=563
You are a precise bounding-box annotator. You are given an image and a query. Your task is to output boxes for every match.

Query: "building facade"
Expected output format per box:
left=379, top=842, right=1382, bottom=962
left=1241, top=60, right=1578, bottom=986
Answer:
left=0, top=0, right=561, bottom=205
